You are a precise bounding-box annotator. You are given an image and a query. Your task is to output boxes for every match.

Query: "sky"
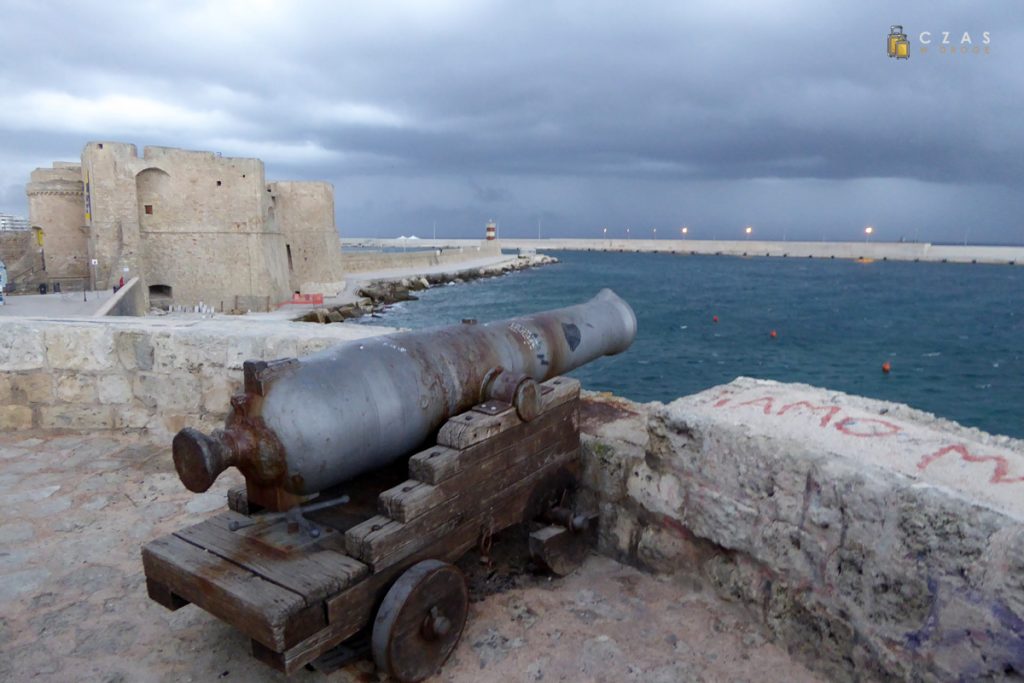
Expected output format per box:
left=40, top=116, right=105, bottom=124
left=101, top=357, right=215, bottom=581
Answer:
left=0, top=1, right=1021, bottom=243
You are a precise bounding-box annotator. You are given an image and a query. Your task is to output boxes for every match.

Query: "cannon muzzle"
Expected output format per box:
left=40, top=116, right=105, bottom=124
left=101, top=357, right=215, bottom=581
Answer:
left=173, top=288, right=636, bottom=498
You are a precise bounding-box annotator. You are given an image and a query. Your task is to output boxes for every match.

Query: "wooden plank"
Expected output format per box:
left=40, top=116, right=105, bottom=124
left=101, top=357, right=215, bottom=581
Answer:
left=378, top=480, right=435, bottom=521
left=174, top=513, right=349, bottom=605
left=381, top=403, right=578, bottom=523
left=227, top=485, right=250, bottom=514
left=347, top=439, right=579, bottom=570
left=142, top=534, right=321, bottom=652
left=145, top=577, right=189, bottom=610
left=436, top=405, right=522, bottom=449
left=540, top=377, right=581, bottom=410
left=410, top=398, right=579, bottom=486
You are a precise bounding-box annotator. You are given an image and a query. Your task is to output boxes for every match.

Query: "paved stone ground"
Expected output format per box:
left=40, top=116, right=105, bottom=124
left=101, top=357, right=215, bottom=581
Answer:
left=0, top=431, right=823, bottom=683
left=0, top=289, right=114, bottom=317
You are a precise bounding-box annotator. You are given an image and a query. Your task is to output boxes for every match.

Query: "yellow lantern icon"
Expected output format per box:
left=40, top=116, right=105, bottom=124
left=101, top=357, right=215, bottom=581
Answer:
left=888, top=25, right=910, bottom=59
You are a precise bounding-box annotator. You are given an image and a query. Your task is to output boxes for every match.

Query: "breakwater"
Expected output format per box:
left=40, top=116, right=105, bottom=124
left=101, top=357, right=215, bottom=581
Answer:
left=343, top=238, right=1024, bottom=265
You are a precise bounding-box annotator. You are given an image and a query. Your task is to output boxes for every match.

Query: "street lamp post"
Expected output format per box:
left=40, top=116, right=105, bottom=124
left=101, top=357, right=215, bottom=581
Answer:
left=745, top=226, right=753, bottom=240
left=626, top=227, right=631, bottom=239
left=681, top=226, right=688, bottom=240
left=865, top=226, right=874, bottom=243
left=652, top=227, right=657, bottom=239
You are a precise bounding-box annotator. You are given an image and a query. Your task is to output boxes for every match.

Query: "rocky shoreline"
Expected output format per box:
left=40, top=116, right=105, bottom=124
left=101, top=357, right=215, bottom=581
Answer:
left=298, top=253, right=558, bottom=324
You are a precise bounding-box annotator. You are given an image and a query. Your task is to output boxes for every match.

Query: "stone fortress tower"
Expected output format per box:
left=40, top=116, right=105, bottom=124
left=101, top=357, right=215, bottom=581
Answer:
left=24, top=142, right=345, bottom=311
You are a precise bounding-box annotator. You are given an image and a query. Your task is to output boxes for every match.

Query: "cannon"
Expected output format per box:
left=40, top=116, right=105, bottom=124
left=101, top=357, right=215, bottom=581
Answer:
left=143, top=290, right=636, bottom=681
left=172, top=288, right=636, bottom=509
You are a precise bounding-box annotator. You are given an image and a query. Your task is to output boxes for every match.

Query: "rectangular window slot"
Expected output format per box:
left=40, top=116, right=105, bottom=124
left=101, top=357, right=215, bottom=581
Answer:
left=216, top=180, right=222, bottom=186
left=286, top=244, right=294, bottom=272
left=144, top=205, right=153, bottom=215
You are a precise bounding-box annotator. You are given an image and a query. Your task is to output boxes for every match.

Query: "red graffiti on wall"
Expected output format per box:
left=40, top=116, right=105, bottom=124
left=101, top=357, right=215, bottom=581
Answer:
left=716, top=395, right=900, bottom=437
left=917, top=444, right=1024, bottom=485
left=776, top=401, right=842, bottom=428
left=712, top=393, right=1023, bottom=486
left=833, top=416, right=902, bottom=438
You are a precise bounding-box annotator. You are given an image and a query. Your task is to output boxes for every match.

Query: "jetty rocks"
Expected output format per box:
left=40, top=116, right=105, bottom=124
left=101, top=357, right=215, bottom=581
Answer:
left=299, top=253, right=558, bottom=324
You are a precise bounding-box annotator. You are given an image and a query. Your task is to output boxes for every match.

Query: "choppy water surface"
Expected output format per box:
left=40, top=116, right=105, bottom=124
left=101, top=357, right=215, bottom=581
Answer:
left=357, top=251, right=1023, bottom=438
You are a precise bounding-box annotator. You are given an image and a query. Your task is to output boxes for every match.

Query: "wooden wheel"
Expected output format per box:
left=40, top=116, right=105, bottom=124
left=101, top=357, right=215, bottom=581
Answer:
left=371, top=559, right=469, bottom=683
left=525, top=467, right=591, bottom=576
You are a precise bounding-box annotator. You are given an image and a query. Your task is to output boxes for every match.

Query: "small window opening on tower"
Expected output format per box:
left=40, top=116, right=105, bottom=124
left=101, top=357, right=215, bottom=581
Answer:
left=144, top=205, right=153, bottom=215
left=98, top=143, right=104, bottom=149
left=216, top=180, right=222, bottom=186
left=286, top=244, right=294, bottom=272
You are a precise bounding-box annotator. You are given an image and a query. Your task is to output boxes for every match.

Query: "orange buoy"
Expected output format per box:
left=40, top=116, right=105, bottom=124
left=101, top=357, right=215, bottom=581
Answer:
left=713, top=315, right=719, bottom=323
left=882, top=361, right=891, bottom=374
left=769, top=330, right=778, bottom=339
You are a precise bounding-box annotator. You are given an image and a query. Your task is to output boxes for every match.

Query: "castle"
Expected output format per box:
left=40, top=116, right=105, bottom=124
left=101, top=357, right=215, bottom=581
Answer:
left=20, top=142, right=345, bottom=310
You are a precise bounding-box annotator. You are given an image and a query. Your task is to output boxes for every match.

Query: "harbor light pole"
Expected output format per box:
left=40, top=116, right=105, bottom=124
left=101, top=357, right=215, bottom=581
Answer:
left=681, top=226, right=688, bottom=240
left=865, top=226, right=874, bottom=243
left=745, top=226, right=753, bottom=240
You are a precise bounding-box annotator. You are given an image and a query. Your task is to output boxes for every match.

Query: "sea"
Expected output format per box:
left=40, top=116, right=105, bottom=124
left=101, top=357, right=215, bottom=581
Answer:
left=356, top=251, right=1023, bottom=440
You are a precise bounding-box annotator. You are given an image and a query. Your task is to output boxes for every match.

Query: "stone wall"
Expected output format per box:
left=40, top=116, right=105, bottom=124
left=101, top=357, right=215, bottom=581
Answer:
left=269, top=181, right=345, bottom=294
left=82, top=142, right=293, bottom=307
left=341, top=241, right=502, bottom=273
left=580, top=378, right=1024, bottom=682
left=0, top=317, right=389, bottom=435
left=25, top=163, right=89, bottom=281
left=21, top=142, right=347, bottom=312
left=94, top=277, right=146, bottom=317
left=0, top=230, right=39, bottom=288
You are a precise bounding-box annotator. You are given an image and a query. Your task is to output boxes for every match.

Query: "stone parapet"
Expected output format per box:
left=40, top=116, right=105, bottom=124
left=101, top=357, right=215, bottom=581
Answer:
left=0, top=317, right=393, bottom=436
left=580, top=378, right=1024, bottom=682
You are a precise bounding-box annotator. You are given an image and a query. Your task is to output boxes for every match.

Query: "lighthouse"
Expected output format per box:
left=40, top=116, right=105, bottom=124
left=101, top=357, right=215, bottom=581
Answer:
left=485, top=220, right=497, bottom=241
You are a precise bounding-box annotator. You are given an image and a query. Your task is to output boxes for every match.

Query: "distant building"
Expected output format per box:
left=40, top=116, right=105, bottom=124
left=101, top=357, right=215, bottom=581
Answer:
left=19, top=142, right=345, bottom=309
left=0, top=213, right=30, bottom=231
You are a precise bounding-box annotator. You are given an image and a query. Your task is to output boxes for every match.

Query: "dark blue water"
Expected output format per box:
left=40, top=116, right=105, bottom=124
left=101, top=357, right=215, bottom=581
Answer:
left=357, top=252, right=1024, bottom=439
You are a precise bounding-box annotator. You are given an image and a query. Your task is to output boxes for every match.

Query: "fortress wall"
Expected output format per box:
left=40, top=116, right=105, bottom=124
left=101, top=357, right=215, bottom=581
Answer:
left=81, top=142, right=143, bottom=287
left=340, top=240, right=502, bottom=273
left=26, top=163, right=88, bottom=281
left=0, top=230, right=39, bottom=285
left=269, top=181, right=345, bottom=293
left=582, top=379, right=1024, bottom=682
left=80, top=142, right=293, bottom=307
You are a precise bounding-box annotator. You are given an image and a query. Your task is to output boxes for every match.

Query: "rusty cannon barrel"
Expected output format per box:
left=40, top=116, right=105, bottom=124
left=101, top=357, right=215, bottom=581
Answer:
left=172, top=288, right=636, bottom=498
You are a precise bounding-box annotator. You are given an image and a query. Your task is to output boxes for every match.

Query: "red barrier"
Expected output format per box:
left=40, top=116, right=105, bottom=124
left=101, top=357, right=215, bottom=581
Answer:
left=281, top=293, right=324, bottom=306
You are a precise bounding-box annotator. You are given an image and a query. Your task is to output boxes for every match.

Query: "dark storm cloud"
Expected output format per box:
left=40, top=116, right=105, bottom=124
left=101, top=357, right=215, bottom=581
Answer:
left=0, top=1, right=1021, bottom=242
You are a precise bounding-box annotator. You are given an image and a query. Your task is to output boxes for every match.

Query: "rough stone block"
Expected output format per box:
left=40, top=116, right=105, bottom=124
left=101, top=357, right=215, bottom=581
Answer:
left=55, top=374, right=97, bottom=403
left=39, top=405, right=113, bottom=430
left=96, top=375, right=133, bottom=405
left=0, top=405, right=34, bottom=430
left=581, top=435, right=642, bottom=503
left=114, top=330, right=154, bottom=371
left=132, top=373, right=200, bottom=412
left=199, top=370, right=237, bottom=415
left=113, top=406, right=155, bottom=431
left=0, top=323, right=46, bottom=371
left=625, top=462, right=683, bottom=518
left=44, top=326, right=114, bottom=371
left=11, top=373, right=53, bottom=403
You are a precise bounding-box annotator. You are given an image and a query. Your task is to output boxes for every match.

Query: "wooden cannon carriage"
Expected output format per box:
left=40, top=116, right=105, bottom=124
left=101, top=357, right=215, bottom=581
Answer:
left=142, top=376, right=590, bottom=681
